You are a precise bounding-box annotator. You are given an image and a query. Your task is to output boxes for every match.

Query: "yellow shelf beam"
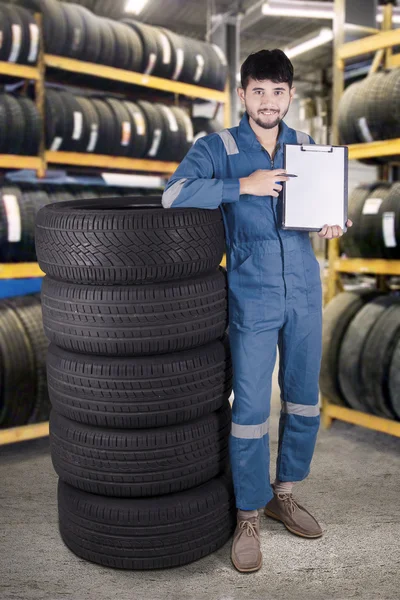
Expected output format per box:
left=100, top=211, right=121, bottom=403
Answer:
left=0, top=421, right=49, bottom=446
left=44, top=55, right=227, bottom=103
left=347, top=138, right=400, bottom=160
left=0, top=60, right=40, bottom=80
left=323, top=402, right=400, bottom=438
left=0, top=263, right=44, bottom=279
left=0, top=155, right=44, bottom=170
left=46, top=151, right=179, bottom=174
left=338, top=27, right=400, bottom=59
left=334, top=258, right=400, bottom=275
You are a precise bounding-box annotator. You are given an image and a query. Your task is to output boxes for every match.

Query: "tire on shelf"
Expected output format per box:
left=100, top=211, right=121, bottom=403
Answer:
left=1, top=94, right=26, bottom=155
left=0, top=6, right=13, bottom=62
left=0, top=186, right=35, bottom=262
left=5, top=295, right=50, bottom=424
left=2, top=5, right=25, bottom=64
left=107, top=20, right=142, bottom=72
left=340, top=184, right=377, bottom=258
left=61, top=2, right=87, bottom=60
left=35, top=198, right=225, bottom=284
left=320, top=290, right=378, bottom=405
left=50, top=402, right=231, bottom=497
left=210, top=43, right=228, bottom=91
left=122, top=19, right=160, bottom=76
left=389, top=338, right=400, bottom=420
left=192, top=116, right=221, bottom=144
left=104, top=98, right=134, bottom=157
left=58, top=471, right=236, bottom=569
left=137, top=100, right=164, bottom=159
left=96, top=18, right=116, bottom=67
left=91, top=98, right=120, bottom=155
left=46, top=337, right=232, bottom=429
left=41, top=269, right=228, bottom=356
left=155, top=103, right=182, bottom=161
left=75, top=97, right=101, bottom=153
left=361, top=300, right=400, bottom=419
left=57, top=91, right=90, bottom=153
left=121, top=101, right=148, bottom=158
left=74, top=4, right=102, bottom=64
left=356, top=184, right=392, bottom=258
left=338, top=294, right=392, bottom=413
left=0, top=302, right=36, bottom=427
left=170, top=106, right=194, bottom=161
left=18, top=97, right=42, bottom=156
left=11, top=5, right=40, bottom=65
left=39, top=0, right=68, bottom=56
left=378, top=182, right=400, bottom=259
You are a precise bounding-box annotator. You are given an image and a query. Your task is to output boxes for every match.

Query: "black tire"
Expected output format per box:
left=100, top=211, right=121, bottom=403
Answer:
left=121, top=101, right=148, bottom=158
left=341, top=184, right=377, bottom=258
left=75, top=97, right=100, bottom=153
left=0, top=6, right=12, bottom=62
left=91, top=98, right=120, bottom=155
left=2, top=5, right=24, bottom=64
left=356, top=184, right=392, bottom=258
left=156, top=103, right=181, bottom=161
left=96, top=18, right=116, bottom=66
left=2, top=94, right=25, bottom=154
left=105, top=20, right=133, bottom=71
left=104, top=98, right=133, bottom=157
left=192, top=116, right=221, bottom=144
left=18, top=97, right=42, bottom=156
left=379, top=182, right=400, bottom=259
left=320, top=290, right=378, bottom=405
left=361, top=302, right=400, bottom=419
left=170, top=106, right=194, bottom=160
left=5, top=295, right=50, bottom=424
left=0, top=95, right=9, bottom=154
left=35, top=199, right=225, bottom=285
left=50, top=402, right=231, bottom=497
left=75, top=5, right=102, bottom=64
left=41, top=269, right=228, bottom=356
left=58, top=91, right=90, bottom=153
left=39, top=0, right=68, bottom=56
left=0, top=186, right=35, bottom=262
left=46, top=337, right=232, bottom=429
left=61, top=3, right=86, bottom=60
left=137, top=100, right=164, bottom=158
left=338, top=295, right=392, bottom=413
left=122, top=19, right=160, bottom=76
left=10, top=6, right=39, bottom=65
left=209, top=43, right=228, bottom=91
left=0, top=302, right=36, bottom=427
left=389, top=338, right=400, bottom=420
left=58, top=471, right=236, bottom=569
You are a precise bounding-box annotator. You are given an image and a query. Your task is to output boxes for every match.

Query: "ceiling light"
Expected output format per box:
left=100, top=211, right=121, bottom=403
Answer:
left=124, top=0, right=148, bottom=14
left=262, top=1, right=334, bottom=20
left=284, top=28, right=334, bottom=59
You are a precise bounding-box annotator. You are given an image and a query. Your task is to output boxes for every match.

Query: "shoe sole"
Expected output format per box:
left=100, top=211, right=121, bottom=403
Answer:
left=264, top=508, right=323, bottom=539
left=232, top=554, right=263, bottom=573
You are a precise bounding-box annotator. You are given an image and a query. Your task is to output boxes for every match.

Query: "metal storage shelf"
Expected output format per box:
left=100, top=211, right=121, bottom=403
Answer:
left=44, top=54, right=229, bottom=103
left=0, top=60, right=40, bottom=80
left=46, top=151, right=179, bottom=175
left=323, top=2, right=400, bottom=436
left=0, top=263, right=45, bottom=279
left=0, top=422, right=49, bottom=446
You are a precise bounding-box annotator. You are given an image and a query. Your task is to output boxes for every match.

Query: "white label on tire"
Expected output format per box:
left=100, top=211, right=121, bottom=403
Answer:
left=50, top=136, right=63, bottom=151
left=358, top=117, right=373, bottom=143
left=193, top=131, right=207, bottom=144
left=72, top=111, right=83, bottom=140
left=3, top=194, right=21, bottom=242
left=172, top=48, right=184, bottom=80
left=28, top=23, right=39, bottom=63
left=383, top=212, right=397, bottom=247
left=121, top=120, right=131, bottom=146
left=212, top=43, right=227, bottom=65
left=144, top=52, right=157, bottom=75
left=159, top=32, right=171, bottom=65
left=8, top=25, right=22, bottom=63
left=181, top=110, right=194, bottom=142
left=72, top=27, right=82, bottom=52
left=147, top=128, right=162, bottom=157
left=86, top=123, right=98, bottom=152
left=194, top=54, right=205, bottom=82
left=362, top=197, right=382, bottom=215
left=132, top=110, right=146, bottom=136
left=161, top=106, right=178, bottom=132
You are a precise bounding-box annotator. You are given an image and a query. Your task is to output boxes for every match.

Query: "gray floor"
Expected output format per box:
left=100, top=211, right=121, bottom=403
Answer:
left=1, top=368, right=400, bottom=600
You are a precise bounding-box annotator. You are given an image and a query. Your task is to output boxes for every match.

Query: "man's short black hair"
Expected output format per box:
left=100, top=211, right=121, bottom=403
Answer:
left=240, top=49, right=294, bottom=90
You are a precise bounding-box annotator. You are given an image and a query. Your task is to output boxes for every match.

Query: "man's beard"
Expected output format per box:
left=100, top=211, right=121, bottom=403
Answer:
left=250, top=102, right=290, bottom=130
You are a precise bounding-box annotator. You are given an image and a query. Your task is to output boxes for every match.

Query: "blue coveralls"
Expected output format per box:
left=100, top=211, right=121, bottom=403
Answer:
left=162, top=113, right=322, bottom=510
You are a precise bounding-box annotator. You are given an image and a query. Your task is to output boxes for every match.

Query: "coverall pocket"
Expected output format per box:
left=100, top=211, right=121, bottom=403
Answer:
left=226, top=249, right=263, bottom=327
left=302, top=250, right=322, bottom=314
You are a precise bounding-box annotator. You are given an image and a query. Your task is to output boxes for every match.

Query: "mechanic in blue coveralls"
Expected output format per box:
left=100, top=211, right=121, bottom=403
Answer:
left=162, top=49, right=352, bottom=573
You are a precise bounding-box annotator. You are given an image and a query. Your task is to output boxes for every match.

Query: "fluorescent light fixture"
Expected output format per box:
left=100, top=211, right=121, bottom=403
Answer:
left=284, top=28, right=334, bottom=59
left=262, top=1, right=333, bottom=20
left=124, top=0, right=148, bottom=14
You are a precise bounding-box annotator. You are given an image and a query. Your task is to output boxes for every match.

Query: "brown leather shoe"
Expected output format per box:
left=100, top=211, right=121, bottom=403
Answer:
left=231, top=511, right=262, bottom=573
left=264, top=489, right=323, bottom=539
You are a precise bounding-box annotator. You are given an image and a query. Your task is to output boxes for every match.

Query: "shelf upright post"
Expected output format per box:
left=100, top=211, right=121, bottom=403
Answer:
left=34, top=13, right=46, bottom=178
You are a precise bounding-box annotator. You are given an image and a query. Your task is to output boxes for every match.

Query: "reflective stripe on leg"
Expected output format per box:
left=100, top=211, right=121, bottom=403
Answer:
left=281, top=401, right=320, bottom=418
left=231, top=417, right=269, bottom=439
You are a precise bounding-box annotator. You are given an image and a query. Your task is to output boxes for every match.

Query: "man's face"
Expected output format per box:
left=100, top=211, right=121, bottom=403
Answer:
left=237, top=77, right=295, bottom=130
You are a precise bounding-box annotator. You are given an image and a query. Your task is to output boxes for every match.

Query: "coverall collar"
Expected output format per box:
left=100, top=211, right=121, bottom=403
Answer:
left=237, top=112, right=289, bottom=153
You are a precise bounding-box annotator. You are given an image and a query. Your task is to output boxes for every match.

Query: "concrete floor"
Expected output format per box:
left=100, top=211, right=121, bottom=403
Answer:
left=1, top=368, right=400, bottom=600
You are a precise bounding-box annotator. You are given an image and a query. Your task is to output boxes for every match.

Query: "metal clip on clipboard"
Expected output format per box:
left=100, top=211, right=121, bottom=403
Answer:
left=300, top=145, right=334, bottom=153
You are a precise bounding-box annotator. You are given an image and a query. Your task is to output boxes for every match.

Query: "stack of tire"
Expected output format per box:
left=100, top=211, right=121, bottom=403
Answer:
left=0, top=293, right=50, bottom=428
left=341, top=182, right=400, bottom=259
left=40, top=0, right=227, bottom=90
left=0, top=4, right=40, bottom=66
left=45, top=88, right=194, bottom=160
left=338, top=69, right=400, bottom=162
left=320, top=290, right=400, bottom=420
left=35, top=196, right=236, bottom=569
left=0, top=94, right=41, bottom=156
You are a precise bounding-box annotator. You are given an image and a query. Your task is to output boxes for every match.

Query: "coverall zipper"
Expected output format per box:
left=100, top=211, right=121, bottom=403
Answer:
left=263, top=145, right=287, bottom=298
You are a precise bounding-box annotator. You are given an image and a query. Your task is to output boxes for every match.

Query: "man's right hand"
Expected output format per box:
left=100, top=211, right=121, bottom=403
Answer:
left=239, top=169, right=290, bottom=197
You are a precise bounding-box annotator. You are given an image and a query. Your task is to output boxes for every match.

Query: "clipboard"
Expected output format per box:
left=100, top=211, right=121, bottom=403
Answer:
left=281, top=143, right=348, bottom=232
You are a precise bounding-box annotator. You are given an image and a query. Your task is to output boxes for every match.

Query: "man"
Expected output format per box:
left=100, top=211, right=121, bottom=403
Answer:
left=162, top=49, right=352, bottom=573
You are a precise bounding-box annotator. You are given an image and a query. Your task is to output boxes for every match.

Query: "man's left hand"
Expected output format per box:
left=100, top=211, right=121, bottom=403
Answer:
left=318, top=219, right=353, bottom=239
